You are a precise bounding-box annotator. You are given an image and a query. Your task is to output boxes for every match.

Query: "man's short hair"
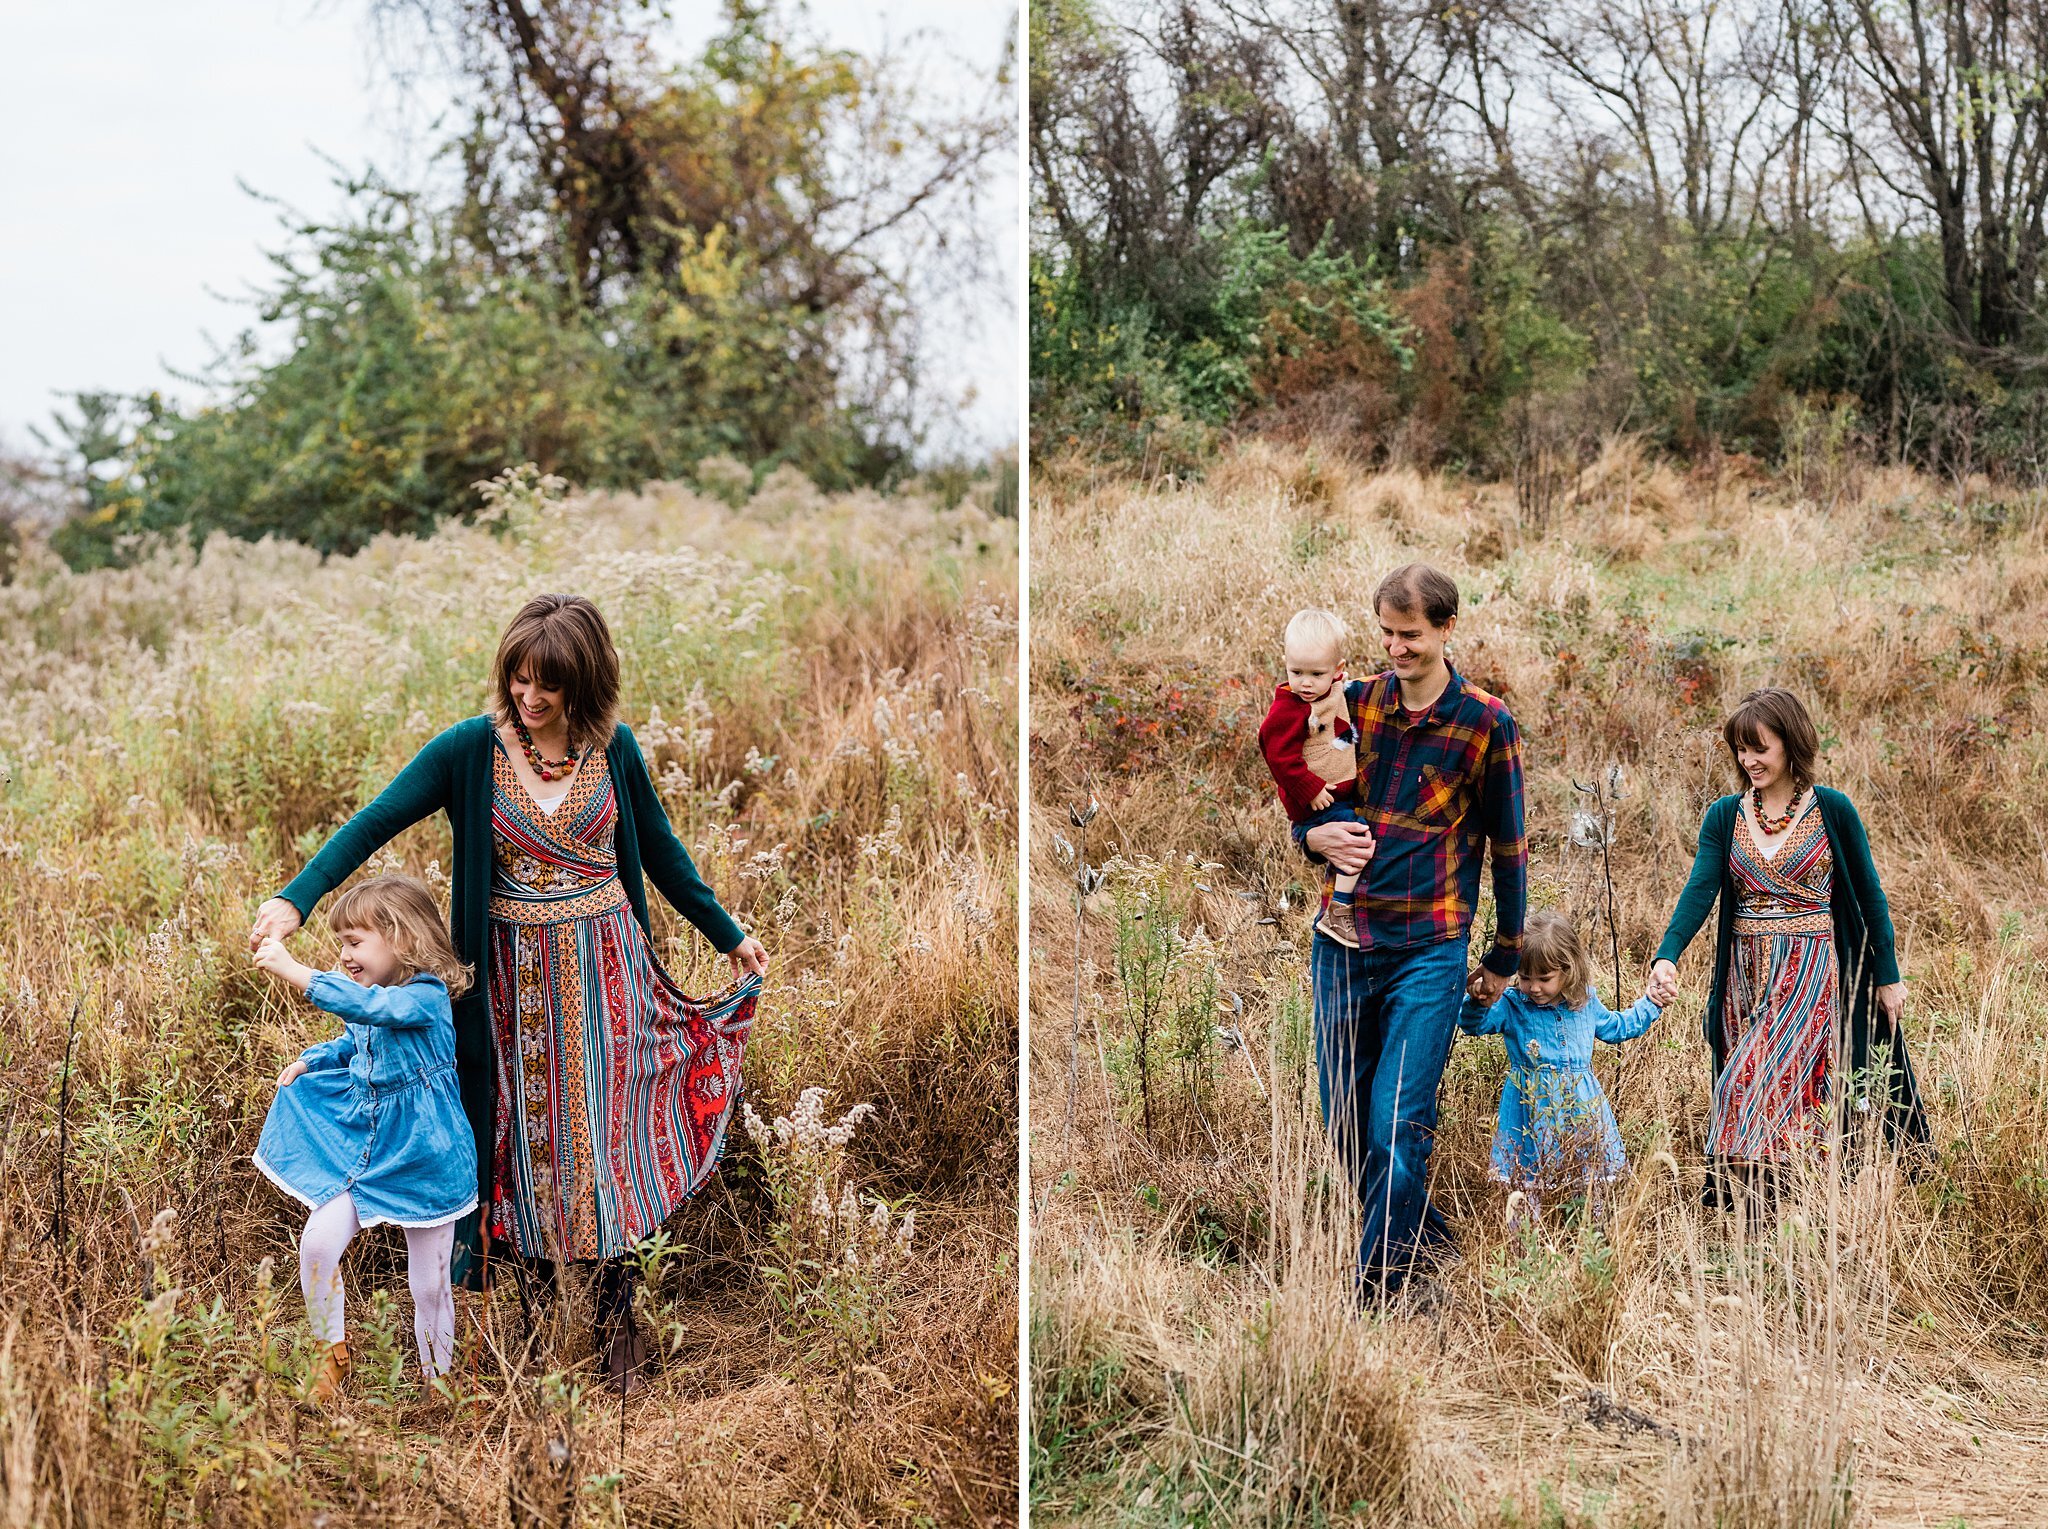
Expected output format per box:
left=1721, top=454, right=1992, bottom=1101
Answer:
left=1373, top=564, right=1460, bottom=627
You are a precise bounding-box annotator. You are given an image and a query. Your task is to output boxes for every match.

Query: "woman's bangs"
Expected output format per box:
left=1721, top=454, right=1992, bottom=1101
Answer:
left=507, top=628, right=577, bottom=694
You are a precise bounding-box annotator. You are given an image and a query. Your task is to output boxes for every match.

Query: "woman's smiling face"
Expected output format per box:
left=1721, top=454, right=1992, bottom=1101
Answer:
left=1735, top=725, right=1788, bottom=793
left=510, top=666, right=568, bottom=736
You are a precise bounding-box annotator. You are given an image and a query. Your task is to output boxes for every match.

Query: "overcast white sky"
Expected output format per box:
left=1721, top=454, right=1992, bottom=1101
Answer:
left=0, top=1, right=1018, bottom=459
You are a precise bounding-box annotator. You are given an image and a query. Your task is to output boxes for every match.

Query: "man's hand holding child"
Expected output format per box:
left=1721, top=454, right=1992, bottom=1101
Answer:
left=1303, top=819, right=1376, bottom=874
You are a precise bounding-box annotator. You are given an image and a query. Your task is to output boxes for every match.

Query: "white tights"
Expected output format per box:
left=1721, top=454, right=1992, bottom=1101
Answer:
left=298, top=1194, right=457, bottom=1378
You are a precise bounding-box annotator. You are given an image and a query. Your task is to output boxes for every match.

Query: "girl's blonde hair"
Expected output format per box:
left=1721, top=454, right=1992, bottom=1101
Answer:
left=327, top=876, right=474, bottom=997
left=1517, top=910, right=1592, bottom=1007
left=1284, top=607, right=1349, bottom=658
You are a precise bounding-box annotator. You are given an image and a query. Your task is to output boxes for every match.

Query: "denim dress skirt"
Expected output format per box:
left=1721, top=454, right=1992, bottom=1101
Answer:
left=253, top=972, right=479, bottom=1229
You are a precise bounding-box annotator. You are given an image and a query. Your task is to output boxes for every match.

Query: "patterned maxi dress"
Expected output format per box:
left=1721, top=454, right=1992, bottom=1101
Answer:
left=1710, top=805, right=1838, bottom=1161
left=485, top=737, right=759, bottom=1261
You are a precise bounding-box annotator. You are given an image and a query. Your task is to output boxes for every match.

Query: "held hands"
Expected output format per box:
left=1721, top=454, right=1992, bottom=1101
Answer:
left=252, top=936, right=316, bottom=993
left=249, top=897, right=303, bottom=952
left=1646, top=959, right=1680, bottom=1007
left=275, top=1058, right=308, bottom=1089
left=728, top=935, right=769, bottom=981
left=1465, top=965, right=1509, bottom=1004
left=1303, top=819, right=1376, bottom=874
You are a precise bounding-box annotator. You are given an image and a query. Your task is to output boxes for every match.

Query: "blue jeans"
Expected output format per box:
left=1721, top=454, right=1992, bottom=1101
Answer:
left=1311, top=931, right=1469, bottom=1292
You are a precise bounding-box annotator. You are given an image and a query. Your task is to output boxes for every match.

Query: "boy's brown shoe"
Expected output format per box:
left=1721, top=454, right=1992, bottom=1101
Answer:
left=1314, top=904, right=1361, bottom=948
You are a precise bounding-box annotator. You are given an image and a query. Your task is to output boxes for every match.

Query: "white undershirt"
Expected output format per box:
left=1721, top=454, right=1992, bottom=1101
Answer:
left=531, top=789, right=569, bottom=816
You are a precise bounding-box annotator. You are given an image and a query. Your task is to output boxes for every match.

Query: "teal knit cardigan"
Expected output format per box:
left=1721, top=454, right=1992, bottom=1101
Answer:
left=1655, top=785, right=1928, bottom=1155
left=275, top=714, right=745, bottom=1277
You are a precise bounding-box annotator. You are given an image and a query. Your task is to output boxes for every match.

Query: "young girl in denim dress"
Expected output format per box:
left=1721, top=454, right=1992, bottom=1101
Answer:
left=1457, top=910, right=1664, bottom=1221
left=252, top=875, right=477, bottom=1403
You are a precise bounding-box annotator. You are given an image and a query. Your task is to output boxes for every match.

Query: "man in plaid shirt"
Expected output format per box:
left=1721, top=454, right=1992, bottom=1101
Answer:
left=1293, top=563, right=1527, bottom=1299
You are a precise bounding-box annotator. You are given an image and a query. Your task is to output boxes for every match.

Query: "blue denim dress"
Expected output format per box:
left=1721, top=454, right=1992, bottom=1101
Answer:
left=253, top=972, right=479, bottom=1228
left=1457, top=987, right=1662, bottom=1187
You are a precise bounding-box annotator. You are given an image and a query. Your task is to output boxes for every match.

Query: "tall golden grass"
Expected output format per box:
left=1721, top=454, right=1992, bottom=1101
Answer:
left=0, top=467, right=1017, bottom=1525
left=1029, top=439, right=2048, bottom=1525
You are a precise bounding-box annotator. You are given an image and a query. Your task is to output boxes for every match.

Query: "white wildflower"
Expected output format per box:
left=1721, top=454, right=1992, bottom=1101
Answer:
left=140, top=1207, right=179, bottom=1257
left=741, top=1099, right=771, bottom=1148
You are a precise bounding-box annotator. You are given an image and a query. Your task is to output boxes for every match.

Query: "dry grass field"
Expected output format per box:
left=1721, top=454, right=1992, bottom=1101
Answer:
left=0, top=468, right=1018, bottom=1526
left=1028, top=439, right=2048, bottom=1527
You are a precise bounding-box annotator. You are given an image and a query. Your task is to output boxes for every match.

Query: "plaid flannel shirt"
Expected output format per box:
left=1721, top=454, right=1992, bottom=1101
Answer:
left=1291, top=665, right=1528, bottom=975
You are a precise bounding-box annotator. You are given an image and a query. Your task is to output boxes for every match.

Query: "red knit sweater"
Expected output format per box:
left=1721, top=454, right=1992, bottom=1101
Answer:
left=1258, top=684, right=1358, bottom=822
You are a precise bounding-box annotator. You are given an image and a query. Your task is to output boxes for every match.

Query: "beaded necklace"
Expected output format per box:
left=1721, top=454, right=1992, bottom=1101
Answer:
left=1750, top=783, right=1803, bottom=836
left=512, top=715, right=580, bottom=782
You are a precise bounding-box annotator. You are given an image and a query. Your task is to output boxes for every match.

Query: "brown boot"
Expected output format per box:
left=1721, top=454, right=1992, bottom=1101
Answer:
left=1314, top=901, right=1361, bottom=948
left=603, top=1312, right=649, bottom=1397
left=307, top=1340, right=351, bottom=1406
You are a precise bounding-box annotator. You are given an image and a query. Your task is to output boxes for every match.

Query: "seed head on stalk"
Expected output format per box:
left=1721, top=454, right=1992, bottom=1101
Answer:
left=1571, top=767, right=1628, bottom=1018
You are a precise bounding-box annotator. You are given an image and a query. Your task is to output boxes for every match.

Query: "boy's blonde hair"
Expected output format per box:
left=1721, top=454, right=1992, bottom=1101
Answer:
left=1518, top=910, right=1592, bottom=1007
left=327, top=876, right=474, bottom=997
left=1284, top=608, right=1349, bottom=659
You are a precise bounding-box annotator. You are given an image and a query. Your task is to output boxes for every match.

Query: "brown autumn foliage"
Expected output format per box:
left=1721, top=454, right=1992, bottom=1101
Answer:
left=1030, top=437, right=2048, bottom=1525
left=0, top=470, right=1018, bottom=1525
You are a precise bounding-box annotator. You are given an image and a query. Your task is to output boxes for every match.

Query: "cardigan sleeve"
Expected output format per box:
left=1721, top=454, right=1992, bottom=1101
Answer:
left=276, top=724, right=461, bottom=920
left=1826, top=790, right=1902, bottom=987
left=616, top=725, right=746, bottom=953
left=1655, top=799, right=1732, bottom=965
left=1258, top=689, right=1328, bottom=821
left=1293, top=679, right=1371, bottom=862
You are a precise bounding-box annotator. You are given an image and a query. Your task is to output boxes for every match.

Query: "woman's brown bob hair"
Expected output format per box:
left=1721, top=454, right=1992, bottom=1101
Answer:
left=1517, top=910, right=1592, bottom=1008
left=327, top=876, right=475, bottom=996
left=1722, top=687, right=1819, bottom=793
left=491, top=594, right=621, bottom=756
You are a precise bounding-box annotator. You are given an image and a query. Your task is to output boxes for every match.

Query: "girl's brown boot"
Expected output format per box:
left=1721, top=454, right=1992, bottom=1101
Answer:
left=308, top=1340, right=351, bottom=1405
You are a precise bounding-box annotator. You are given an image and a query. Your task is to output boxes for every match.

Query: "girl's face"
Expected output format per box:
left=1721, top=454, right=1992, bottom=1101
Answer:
left=510, top=666, right=568, bottom=737
left=336, top=924, right=403, bottom=987
left=1284, top=642, right=1343, bottom=701
left=1516, top=966, right=1565, bottom=1006
left=1735, top=726, right=1788, bottom=794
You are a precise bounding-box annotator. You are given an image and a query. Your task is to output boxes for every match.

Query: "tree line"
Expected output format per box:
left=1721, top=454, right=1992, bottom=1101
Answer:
left=1030, top=0, right=2048, bottom=483
left=26, top=0, right=1012, bottom=569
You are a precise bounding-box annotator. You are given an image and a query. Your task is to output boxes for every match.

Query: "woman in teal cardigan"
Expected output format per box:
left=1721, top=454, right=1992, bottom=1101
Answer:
left=248, top=593, right=767, bottom=1391
left=1650, top=688, right=1928, bottom=1201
